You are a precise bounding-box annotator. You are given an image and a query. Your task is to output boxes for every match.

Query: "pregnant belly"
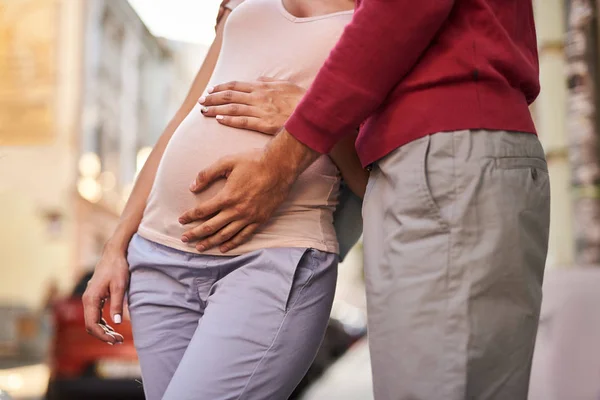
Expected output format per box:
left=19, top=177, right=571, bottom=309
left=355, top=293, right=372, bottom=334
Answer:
left=156, top=106, right=272, bottom=214
left=142, top=105, right=339, bottom=247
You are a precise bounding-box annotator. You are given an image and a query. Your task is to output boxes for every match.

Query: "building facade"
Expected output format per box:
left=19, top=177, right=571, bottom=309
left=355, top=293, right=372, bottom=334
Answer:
left=0, top=0, right=84, bottom=308
left=0, top=0, right=196, bottom=308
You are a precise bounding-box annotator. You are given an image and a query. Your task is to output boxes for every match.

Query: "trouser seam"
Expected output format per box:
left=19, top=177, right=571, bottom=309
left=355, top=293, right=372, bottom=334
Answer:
left=442, top=130, right=464, bottom=399
left=235, top=311, right=287, bottom=399
left=193, top=260, right=219, bottom=310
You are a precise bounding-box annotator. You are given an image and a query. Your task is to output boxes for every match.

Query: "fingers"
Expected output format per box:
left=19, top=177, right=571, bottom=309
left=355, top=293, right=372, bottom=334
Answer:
left=200, top=103, right=259, bottom=118
left=109, top=278, right=128, bottom=325
left=184, top=215, right=246, bottom=251
left=216, top=115, right=279, bottom=135
left=199, top=90, right=253, bottom=108
left=99, top=318, right=125, bottom=344
left=179, top=192, right=232, bottom=225
left=188, top=157, right=235, bottom=194
left=208, top=80, right=256, bottom=94
left=82, top=291, right=105, bottom=339
left=219, top=223, right=260, bottom=253
left=83, top=291, right=120, bottom=344
left=181, top=210, right=236, bottom=244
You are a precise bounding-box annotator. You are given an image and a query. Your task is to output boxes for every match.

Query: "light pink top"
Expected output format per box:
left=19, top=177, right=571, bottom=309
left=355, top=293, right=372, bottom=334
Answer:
left=224, top=0, right=245, bottom=10
left=138, top=0, right=353, bottom=255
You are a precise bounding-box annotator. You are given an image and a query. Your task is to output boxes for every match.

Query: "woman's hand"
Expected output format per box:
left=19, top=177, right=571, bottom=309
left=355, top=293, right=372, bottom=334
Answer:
left=199, top=77, right=306, bottom=135
left=82, top=247, right=129, bottom=344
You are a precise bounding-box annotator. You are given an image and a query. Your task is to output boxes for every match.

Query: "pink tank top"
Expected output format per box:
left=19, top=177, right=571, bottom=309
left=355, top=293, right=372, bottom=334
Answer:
left=138, top=0, right=353, bottom=255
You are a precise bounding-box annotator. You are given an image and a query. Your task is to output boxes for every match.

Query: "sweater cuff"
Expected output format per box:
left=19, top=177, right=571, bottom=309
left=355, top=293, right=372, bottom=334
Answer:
left=285, top=110, right=339, bottom=155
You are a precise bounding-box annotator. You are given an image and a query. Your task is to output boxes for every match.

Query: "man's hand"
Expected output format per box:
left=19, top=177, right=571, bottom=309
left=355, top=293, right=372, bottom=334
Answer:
left=178, top=130, right=319, bottom=252
left=199, top=77, right=306, bottom=135
left=82, top=248, right=128, bottom=345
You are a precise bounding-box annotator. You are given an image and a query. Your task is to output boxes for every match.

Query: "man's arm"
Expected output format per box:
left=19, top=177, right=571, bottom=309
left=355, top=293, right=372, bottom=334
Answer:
left=286, top=0, right=455, bottom=153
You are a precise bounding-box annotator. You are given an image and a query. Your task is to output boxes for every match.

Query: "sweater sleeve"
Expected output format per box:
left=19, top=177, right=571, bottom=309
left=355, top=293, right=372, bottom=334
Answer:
left=285, top=0, right=455, bottom=154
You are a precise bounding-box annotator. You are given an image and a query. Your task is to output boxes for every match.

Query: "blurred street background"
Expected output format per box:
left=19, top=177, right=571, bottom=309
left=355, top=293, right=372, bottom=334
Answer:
left=1, top=0, right=600, bottom=399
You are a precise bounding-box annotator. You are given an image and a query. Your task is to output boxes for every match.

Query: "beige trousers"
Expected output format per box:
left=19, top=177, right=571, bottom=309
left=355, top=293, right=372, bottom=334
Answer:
left=363, top=130, right=551, bottom=400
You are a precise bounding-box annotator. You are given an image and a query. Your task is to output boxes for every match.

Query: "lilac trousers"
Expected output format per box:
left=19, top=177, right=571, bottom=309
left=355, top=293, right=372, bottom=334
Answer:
left=127, top=234, right=337, bottom=400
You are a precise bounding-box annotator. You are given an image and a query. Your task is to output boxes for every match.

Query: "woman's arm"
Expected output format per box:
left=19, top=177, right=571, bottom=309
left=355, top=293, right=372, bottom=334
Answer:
left=329, top=132, right=369, bottom=198
left=82, top=11, right=231, bottom=344
left=106, top=12, right=230, bottom=254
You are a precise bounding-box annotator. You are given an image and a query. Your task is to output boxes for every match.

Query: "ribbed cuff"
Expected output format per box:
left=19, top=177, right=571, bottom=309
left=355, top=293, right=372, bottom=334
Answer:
left=285, top=110, right=339, bottom=155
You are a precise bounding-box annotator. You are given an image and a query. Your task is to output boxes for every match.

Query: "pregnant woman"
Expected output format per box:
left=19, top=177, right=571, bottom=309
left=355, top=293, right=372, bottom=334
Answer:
left=82, top=0, right=367, bottom=399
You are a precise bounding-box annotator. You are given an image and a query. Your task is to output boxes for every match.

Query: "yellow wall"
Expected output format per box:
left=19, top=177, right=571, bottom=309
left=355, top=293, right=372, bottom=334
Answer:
left=0, top=193, right=72, bottom=308
left=0, top=0, right=84, bottom=308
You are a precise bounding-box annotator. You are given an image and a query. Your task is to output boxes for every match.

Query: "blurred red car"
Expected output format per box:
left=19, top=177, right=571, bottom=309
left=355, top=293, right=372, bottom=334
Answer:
left=46, top=271, right=144, bottom=400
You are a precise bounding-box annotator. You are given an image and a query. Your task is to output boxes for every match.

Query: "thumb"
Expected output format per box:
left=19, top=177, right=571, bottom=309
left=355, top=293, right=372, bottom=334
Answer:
left=109, top=280, right=126, bottom=324
left=190, top=157, right=235, bottom=193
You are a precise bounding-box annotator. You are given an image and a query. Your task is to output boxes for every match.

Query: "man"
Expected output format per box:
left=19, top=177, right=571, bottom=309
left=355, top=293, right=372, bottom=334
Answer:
left=179, top=0, right=551, bottom=398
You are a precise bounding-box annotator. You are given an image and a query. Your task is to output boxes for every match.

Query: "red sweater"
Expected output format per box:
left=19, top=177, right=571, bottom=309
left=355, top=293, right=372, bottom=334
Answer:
left=285, top=0, right=540, bottom=167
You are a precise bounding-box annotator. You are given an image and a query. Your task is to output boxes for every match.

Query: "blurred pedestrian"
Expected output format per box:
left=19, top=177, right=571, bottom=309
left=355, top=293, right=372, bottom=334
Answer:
left=183, top=0, right=552, bottom=399
left=82, top=1, right=366, bottom=399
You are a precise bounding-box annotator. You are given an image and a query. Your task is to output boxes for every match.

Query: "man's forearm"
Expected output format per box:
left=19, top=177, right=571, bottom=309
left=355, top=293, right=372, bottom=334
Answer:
left=263, top=128, right=321, bottom=185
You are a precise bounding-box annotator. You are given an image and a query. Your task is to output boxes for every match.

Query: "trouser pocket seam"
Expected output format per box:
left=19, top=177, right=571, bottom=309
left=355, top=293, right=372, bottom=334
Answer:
left=419, top=135, right=451, bottom=230
left=284, top=249, right=317, bottom=313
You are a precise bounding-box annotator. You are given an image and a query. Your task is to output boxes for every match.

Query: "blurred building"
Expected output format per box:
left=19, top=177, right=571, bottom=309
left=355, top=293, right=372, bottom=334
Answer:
left=0, top=0, right=201, bottom=308
left=161, top=39, right=209, bottom=119
left=75, top=0, right=173, bottom=271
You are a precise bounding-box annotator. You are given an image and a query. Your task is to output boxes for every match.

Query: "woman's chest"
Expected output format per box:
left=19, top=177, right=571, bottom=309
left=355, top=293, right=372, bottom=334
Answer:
left=216, top=0, right=350, bottom=86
